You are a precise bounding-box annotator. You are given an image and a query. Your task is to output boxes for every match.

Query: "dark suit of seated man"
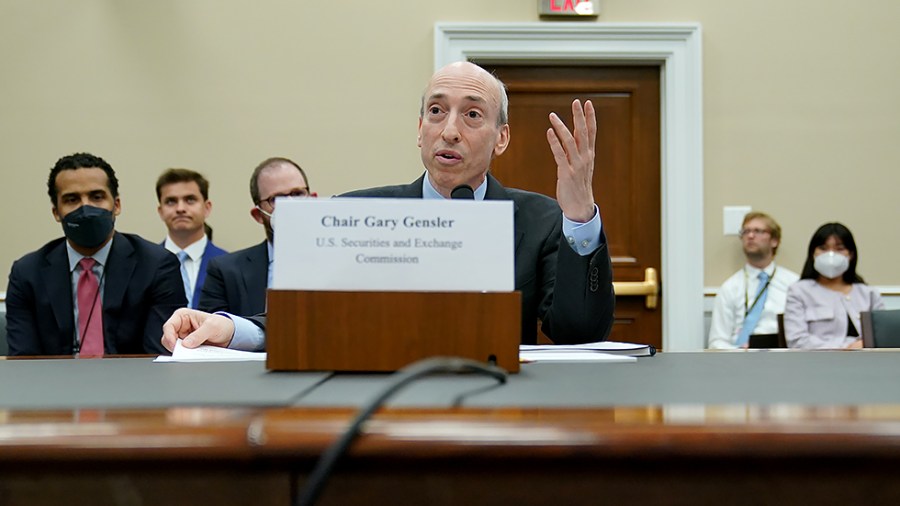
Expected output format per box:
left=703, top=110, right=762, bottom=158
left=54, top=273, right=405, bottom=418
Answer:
left=6, top=153, right=186, bottom=356
left=198, top=241, right=269, bottom=317
left=337, top=173, right=613, bottom=345
left=197, top=157, right=316, bottom=317
left=161, top=62, right=615, bottom=352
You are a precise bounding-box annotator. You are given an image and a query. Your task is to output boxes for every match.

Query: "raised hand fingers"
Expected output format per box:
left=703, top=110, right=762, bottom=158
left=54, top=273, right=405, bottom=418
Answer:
left=549, top=99, right=596, bottom=161
left=546, top=124, right=568, bottom=168
left=584, top=100, right=596, bottom=153
left=548, top=110, right=578, bottom=164
left=547, top=99, right=598, bottom=223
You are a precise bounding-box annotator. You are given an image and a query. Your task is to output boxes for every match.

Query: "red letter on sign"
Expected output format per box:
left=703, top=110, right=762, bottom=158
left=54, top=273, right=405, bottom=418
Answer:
left=550, top=0, right=562, bottom=11
left=564, top=0, right=575, bottom=11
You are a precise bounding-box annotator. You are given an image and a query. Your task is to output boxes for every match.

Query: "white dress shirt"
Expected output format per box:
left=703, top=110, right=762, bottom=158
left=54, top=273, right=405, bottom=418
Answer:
left=708, top=262, right=800, bottom=349
left=164, top=234, right=208, bottom=298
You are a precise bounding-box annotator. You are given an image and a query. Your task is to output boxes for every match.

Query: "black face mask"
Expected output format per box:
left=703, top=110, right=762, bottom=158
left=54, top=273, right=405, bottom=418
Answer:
left=61, top=205, right=115, bottom=249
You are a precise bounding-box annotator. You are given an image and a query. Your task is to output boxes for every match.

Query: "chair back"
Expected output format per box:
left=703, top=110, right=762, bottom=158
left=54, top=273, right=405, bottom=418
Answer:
left=777, top=313, right=787, bottom=348
left=861, top=309, right=900, bottom=348
left=748, top=314, right=788, bottom=349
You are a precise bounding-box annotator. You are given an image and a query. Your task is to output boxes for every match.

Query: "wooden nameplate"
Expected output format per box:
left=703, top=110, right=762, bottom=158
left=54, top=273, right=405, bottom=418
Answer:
left=265, top=290, right=521, bottom=373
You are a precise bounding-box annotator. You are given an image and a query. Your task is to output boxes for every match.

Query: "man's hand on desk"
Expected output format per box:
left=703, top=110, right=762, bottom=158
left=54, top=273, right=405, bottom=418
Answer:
left=161, top=308, right=234, bottom=352
left=846, top=339, right=863, bottom=349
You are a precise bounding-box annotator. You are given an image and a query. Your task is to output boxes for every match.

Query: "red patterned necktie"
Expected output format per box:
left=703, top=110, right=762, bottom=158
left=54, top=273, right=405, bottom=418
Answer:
left=77, top=257, right=104, bottom=357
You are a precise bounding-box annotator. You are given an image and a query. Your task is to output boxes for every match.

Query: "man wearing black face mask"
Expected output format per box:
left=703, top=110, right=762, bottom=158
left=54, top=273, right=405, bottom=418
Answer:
left=5, top=153, right=187, bottom=356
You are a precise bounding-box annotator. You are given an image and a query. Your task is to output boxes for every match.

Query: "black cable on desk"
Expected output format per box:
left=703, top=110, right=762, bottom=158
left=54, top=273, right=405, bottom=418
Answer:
left=294, top=357, right=508, bottom=506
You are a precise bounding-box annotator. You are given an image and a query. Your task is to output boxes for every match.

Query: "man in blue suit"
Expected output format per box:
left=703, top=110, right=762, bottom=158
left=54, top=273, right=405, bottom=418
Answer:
left=197, top=157, right=315, bottom=317
left=6, top=153, right=187, bottom=356
left=156, top=168, right=227, bottom=309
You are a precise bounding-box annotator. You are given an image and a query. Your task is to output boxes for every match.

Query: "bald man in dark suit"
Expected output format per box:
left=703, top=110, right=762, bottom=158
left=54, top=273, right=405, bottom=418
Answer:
left=162, top=62, right=614, bottom=352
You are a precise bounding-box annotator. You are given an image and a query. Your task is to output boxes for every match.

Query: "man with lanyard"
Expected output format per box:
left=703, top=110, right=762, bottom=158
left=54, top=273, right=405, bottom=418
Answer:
left=708, top=211, right=799, bottom=349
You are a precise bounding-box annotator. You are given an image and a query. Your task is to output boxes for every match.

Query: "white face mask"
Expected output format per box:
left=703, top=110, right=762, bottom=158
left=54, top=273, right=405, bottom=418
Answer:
left=814, top=251, right=850, bottom=279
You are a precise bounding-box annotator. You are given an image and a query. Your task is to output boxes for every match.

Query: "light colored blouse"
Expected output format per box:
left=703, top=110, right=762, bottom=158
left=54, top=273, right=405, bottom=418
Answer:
left=784, top=279, right=884, bottom=349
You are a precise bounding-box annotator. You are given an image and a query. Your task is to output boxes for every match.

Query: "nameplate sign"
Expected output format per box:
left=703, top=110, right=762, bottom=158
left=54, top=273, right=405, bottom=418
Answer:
left=272, top=198, right=514, bottom=292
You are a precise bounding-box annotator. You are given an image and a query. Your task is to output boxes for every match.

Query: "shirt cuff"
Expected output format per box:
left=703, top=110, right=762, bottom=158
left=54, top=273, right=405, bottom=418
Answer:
left=561, top=204, right=603, bottom=256
left=217, top=311, right=266, bottom=352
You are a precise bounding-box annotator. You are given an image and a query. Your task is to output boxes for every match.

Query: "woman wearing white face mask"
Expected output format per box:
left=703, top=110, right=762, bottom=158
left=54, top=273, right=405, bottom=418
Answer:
left=784, top=222, right=884, bottom=349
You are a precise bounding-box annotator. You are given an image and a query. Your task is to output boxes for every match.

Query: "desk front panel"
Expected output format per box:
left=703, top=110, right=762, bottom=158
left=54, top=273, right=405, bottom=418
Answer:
left=3, top=351, right=900, bottom=505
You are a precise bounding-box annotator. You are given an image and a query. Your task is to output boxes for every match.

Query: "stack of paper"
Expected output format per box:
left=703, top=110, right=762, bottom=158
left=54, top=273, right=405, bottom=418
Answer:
left=519, top=341, right=655, bottom=363
left=154, top=340, right=267, bottom=363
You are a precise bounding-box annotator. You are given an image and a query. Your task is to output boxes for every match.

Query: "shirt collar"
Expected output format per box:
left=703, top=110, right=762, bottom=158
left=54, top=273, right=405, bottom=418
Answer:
left=267, top=240, right=274, bottom=264
left=422, top=172, right=487, bottom=201
left=66, top=236, right=114, bottom=273
left=745, top=261, right=776, bottom=277
left=164, top=234, right=208, bottom=261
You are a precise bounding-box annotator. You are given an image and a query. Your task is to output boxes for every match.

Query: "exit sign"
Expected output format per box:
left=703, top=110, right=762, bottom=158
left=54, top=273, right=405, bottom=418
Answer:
left=539, top=0, right=600, bottom=17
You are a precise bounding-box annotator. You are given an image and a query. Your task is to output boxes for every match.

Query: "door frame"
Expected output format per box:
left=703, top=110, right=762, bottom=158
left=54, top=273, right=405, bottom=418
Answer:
left=435, top=22, right=704, bottom=351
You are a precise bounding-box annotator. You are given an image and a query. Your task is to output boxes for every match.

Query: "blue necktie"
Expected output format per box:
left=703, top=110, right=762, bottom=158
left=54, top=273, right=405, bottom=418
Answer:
left=177, top=251, right=193, bottom=309
left=736, top=271, right=770, bottom=347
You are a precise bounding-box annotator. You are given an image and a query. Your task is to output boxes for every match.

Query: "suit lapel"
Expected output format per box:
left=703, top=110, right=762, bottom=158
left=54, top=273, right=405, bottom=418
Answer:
left=403, top=175, right=426, bottom=197
left=193, top=241, right=214, bottom=307
left=484, top=173, right=524, bottom=252
left=103, top=233, right=136, bottom=339
left=242, top=241, right=269, bottom=313
left=43, top=241, right=74, bottom=340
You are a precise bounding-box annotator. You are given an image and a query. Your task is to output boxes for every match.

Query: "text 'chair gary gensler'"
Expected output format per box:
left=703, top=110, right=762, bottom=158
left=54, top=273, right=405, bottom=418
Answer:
left=861, top=309, right=900, bottom=348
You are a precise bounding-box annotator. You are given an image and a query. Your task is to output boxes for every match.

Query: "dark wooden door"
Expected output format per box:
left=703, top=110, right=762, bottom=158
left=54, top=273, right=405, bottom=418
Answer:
left=479, top=65, right=662, bottom=349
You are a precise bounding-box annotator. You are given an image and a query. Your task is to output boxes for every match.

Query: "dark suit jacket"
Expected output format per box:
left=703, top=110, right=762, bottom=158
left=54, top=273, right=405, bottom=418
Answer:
left=5, top=232, right=187, bottom=356
left=162, top=239, right=228, bottom=308
left=197, top=241, right=268, bottom=317
left=251, top=174, right=615, bottom=345
left=194, top=241, right=228, bottom=308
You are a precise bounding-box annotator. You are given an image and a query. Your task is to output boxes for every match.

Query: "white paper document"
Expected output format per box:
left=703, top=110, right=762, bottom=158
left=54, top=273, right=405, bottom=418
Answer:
left=519, top=350, right=637, bottom=363
left=154, top=340, right=267, bottom=363
left=271, top=198, right=515, bottom=292
left=520, top=341, right=655, bottom=357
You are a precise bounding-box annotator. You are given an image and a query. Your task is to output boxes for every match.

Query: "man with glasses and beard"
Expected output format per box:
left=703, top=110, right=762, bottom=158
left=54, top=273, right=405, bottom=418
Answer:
left=708, top=211, right=799, bottom=349
left=197, top=157, right=316, bottom=317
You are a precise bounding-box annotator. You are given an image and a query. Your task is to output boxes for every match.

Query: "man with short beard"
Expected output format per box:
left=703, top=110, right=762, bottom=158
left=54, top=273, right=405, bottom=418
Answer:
left=708, top=211, right=799, bottom=349
left=197, top=157, right=316, bottom=317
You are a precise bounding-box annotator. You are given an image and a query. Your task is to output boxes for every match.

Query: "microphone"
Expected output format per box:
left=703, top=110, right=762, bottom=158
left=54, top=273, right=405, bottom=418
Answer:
left=450, top=184, right=475, bottom=200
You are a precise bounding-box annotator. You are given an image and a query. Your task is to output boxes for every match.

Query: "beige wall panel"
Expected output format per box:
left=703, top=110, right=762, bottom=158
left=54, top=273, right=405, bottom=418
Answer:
left=2, top=0, right=899, bottom=296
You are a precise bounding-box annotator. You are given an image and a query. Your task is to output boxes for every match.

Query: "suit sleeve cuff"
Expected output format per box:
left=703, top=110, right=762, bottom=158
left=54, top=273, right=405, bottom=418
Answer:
left=217, top=312, right=266, bottom=352
left=562, top=204, right=603, bottom=256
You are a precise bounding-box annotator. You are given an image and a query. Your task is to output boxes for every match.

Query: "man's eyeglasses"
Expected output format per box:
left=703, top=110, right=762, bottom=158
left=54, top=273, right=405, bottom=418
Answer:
left=739, top=228, right=771, bottom=237
left=258, top=188, right=310, bottom=208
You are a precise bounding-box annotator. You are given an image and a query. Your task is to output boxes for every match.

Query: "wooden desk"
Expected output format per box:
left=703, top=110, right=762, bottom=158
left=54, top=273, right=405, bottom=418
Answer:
left=3, top=352, right=900, bottom=505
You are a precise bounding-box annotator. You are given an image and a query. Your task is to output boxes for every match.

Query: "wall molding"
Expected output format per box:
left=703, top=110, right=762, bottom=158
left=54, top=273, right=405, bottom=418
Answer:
left=435, top=22, right=704, bottom=350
